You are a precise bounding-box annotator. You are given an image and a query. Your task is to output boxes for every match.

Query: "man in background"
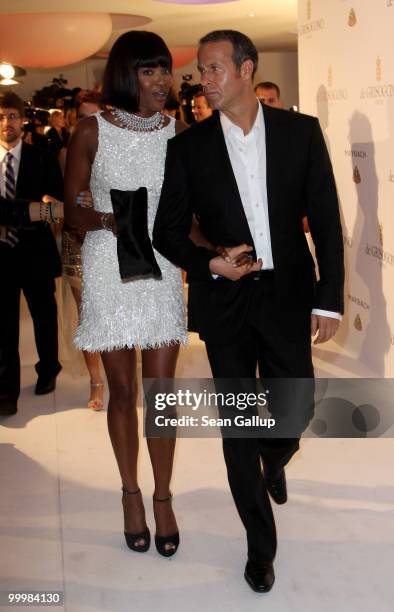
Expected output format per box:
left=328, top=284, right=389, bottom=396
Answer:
left=254, top=81, right=283, bottom=108
left=192, top=91, right=213, bottom=122
left=0, top=92, right=63, bottom=416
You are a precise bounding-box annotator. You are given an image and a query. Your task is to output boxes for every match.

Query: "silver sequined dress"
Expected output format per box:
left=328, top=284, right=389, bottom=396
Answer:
left=74, top=113, right=187, bottom=351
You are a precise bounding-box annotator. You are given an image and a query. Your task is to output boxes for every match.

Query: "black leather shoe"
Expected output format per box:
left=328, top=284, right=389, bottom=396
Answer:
left=35, top=376, right=56, bottom=395
left=0, top=402, right=17, bottom=416
left=265, top=467, right=287, bottom=504
left=244, top=561, right=275, bottom=593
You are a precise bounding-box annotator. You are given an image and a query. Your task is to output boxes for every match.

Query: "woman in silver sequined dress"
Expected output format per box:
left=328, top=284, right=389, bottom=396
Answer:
left=64, top=32, right=187, bottom=558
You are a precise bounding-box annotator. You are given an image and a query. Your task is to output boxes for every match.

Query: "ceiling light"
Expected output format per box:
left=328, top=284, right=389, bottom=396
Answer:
left=0, top=78, right=20, bottom=86
left=0, top=63, right=15, bottom=79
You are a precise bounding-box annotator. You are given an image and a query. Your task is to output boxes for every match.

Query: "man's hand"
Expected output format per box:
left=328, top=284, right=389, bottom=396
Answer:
left=210, top=244, right=262, bottom=281
left=42, top=195, right=64, bottom=221
left=217, top=244, right=257, bottom=268
left=0, top=226, right=19, bottom=247
left=311, top=314, right=340, bottom=344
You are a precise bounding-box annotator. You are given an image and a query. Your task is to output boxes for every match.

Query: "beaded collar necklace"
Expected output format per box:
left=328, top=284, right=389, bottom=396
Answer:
left=111, top=107, right=165, bottom=132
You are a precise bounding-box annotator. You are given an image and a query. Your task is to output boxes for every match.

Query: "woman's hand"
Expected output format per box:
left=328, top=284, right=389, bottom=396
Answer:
left=75, top=189, right=94, bottom=209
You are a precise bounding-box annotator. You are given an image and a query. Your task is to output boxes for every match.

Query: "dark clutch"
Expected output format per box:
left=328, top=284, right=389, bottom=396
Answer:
left=110, top=187, right=162, bottom=281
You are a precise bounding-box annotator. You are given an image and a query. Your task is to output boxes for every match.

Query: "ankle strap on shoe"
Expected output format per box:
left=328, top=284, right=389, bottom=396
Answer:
left=153, top=492, right=172, bottom=503
left=122, top=486, right=141, bottom=495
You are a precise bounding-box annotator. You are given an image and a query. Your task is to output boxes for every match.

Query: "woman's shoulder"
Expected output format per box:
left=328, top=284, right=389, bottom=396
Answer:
left=72, top=115, right=99, bottom=140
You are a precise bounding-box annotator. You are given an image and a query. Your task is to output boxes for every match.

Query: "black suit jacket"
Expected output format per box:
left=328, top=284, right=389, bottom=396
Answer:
left=1, top=142, right=63, bottom=281
left=153, top=105, right=344, bottom=342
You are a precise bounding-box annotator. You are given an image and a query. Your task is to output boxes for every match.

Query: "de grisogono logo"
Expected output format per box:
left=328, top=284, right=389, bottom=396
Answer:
left=299, top=0, right=325, bottom=37
left=360, top=56, right=394, bottom=101
left=316, top=65, right=348, bottom=104
left=365, top=221, right=394, bottom=267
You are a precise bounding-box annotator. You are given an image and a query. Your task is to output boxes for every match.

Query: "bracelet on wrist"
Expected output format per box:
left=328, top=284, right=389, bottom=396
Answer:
left=101, top=212, right=113, bottom=232
left=48, top=202, right=60, bottom=224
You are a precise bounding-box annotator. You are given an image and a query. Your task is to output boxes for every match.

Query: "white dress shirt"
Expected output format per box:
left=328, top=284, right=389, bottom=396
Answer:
left=0, top=139, right=22, bottom=198
left=219, top=103, right=340, bottom=320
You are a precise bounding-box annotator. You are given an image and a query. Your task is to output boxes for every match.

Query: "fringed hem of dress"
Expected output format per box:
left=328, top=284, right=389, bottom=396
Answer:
left=74, top=334, right=188, bottom=353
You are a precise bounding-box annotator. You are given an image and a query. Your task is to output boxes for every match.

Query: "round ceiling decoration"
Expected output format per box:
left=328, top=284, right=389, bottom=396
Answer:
left=111, top=14, right=152, bottom=29
left=171, top=47, right=197, bottom=68
left=0, top=13, right=112, bottom=68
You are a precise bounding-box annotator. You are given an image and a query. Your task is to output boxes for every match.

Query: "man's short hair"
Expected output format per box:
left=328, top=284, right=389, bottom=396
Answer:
left=199, top=30, right=258, bottom=79
left=193, top=91, right=206, bottom=100
left=254, top=81, right=281, bottom=98
left=0, top=91, right=25, bottom=117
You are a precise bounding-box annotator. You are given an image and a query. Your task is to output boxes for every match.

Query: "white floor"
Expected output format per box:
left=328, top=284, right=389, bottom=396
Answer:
left=0, top=298, right=393, bottom=611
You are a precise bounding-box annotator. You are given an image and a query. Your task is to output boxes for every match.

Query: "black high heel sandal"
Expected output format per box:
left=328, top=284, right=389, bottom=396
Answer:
left=153, top=493, right=180, bottom=557
left=122, top=487, right=151, bottom=553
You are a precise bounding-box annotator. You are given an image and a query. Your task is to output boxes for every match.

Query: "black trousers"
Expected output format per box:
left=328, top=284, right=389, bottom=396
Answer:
left=0, top=276, right=61, bottom=407
left=204, top=273, right=314, bottom=564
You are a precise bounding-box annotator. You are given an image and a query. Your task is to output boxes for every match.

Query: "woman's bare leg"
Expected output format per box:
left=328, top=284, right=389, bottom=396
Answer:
left=71, top=285, right=104, bottom=403
left=101, top=348, right=147, bottom=546
left=142, top=344, right=180, bottom=550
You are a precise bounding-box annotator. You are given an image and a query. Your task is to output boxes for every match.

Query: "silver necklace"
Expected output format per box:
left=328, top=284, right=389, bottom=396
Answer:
left=111, top=107, right=164, bottom=132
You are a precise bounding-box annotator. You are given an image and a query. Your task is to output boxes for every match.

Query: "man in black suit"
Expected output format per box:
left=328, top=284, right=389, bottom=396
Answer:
left=153, top=30, right=344, bottom=592
left=0, top=92, right=63, bottom=416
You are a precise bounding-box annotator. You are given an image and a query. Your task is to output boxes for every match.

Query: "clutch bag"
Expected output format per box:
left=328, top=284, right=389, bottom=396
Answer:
left=110, top=187, right=162, bottom=280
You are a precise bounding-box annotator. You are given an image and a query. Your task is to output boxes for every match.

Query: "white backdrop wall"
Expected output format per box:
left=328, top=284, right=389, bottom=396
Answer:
left=298, top=0, right=394, bottom=377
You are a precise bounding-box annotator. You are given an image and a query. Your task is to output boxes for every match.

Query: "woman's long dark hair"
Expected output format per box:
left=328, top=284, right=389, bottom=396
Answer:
left=101, top=31, right=173, bottom=113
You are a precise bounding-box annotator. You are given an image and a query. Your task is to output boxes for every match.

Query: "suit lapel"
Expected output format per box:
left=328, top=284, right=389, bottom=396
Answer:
left=206, top=112, right=254, bottom=245
left=263, top=103, right=289, bottom=221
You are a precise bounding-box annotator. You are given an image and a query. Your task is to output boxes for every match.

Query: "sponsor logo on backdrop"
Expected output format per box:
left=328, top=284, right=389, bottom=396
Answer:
left=353, top=166, right=361, bottom=183
left=299, top=0, right=325, bottom=36
left=343, top=235, right=353, bottom=248
left=378, top=222, right=384, bottom=247
left=328, top=65, right=333, bottom=88
left=365, top=219, right=394, bottom=265
left=389, top=169, right=394, bottom=182
left=360, top=56, right=394, bottom=100
left=348, top=294, right=370, bottom=310
left=376, top=56, right=382, bottom=82
left=365, top=244, right=394, bottom=266
left=316, top=66, right=348, bottom=103
left=354, top=314, right=363, bottom=331
left=345, top=149, right=366, bottom=159
left=348, top=8, right=357, bottom=27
